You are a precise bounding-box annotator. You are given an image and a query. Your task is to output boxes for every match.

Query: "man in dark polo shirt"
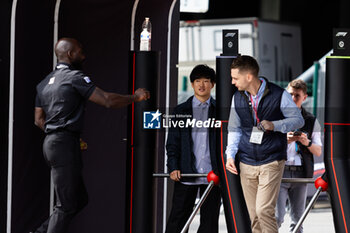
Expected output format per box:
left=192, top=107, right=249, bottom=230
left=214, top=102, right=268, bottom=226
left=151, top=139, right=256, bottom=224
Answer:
left=33, top=38, right=150, bottom=233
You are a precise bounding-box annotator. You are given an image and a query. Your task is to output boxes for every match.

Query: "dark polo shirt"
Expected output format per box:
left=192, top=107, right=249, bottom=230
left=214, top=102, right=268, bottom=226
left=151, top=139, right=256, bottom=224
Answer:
left=35, top=63, right=96, bottom=134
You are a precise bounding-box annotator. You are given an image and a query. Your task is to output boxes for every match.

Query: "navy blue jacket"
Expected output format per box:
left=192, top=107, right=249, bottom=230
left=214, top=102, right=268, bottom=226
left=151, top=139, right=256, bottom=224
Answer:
left=166, top=96, right=218, bottom=179
left=235, top=80, right=287, bottom=165
left=297, top=107, right=316, bottom=178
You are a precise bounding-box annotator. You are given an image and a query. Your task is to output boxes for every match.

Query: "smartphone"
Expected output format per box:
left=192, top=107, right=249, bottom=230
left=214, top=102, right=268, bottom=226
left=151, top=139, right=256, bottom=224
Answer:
left=293, top=131, right=302, bottom=136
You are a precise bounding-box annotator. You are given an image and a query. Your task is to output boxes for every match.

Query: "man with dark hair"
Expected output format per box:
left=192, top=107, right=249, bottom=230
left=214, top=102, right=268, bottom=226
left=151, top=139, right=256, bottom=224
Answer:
left=276, top=79, right=322, bottom=233
left=33, top=38, right=150, bottom=233
left=165, top=64, right=221, bottom=233
left=225, top=55, right=304, bottom=233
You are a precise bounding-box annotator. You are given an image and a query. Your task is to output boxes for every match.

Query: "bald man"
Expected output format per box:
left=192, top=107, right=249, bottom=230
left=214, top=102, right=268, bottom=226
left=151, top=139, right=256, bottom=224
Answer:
left=33, top=38, right=150, bottom=233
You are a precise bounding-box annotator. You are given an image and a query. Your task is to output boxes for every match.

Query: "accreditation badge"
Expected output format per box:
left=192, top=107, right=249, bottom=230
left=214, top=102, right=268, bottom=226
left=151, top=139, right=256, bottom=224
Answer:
left=249, top=126, right=264, bottom=144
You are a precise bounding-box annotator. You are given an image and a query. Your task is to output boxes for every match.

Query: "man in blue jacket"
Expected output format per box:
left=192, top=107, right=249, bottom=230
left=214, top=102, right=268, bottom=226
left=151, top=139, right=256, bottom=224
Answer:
left=225, top=55, right=304, bottom=233
left=165, top=64, right=221, bottom=233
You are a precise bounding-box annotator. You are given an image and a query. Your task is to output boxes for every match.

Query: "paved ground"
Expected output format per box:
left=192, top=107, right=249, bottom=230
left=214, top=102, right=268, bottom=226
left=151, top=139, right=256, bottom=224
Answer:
left=189, top=203, right=335, bottom=232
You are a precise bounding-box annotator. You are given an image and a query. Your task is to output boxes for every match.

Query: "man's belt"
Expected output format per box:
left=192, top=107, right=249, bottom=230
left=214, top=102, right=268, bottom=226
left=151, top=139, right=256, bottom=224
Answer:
left=284, top=165, right=304, bottom=172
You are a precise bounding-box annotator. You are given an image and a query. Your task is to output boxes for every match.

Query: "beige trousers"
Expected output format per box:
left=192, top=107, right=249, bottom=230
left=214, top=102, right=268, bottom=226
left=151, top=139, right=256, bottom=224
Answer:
left=240, top=160, right=285, bottom=233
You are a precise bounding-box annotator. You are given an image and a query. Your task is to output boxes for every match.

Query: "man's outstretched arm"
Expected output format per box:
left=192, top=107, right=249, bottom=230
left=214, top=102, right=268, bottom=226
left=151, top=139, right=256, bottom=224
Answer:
left=88, top=87, right=150, bottom=108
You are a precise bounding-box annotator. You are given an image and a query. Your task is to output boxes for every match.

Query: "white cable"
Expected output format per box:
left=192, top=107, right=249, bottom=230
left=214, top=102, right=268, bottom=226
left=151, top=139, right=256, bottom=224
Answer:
left=7, top=0, right=18, bottom=232
left=53, top=0, right=61, bottom=68
left=163, top=1, right=178, bottom=231
left=130, top=0, right=140, bottom=51
left=49, top=0, right=62, bottom=215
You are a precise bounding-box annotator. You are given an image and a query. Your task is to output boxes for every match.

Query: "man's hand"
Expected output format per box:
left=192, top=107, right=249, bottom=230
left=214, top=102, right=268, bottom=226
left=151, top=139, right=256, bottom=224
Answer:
left=287, top=132, right=299, bottom=144
left=134, top=88, right=150, bottom=102
left=260, top=120, right=274, bottom=131
left=170, top=170, right=181, bottom=181
left=287, top=132, right=310, bottom=146
left=226, top=158, right=238, bottom=175
left=298, top=132, right=310, bottom=146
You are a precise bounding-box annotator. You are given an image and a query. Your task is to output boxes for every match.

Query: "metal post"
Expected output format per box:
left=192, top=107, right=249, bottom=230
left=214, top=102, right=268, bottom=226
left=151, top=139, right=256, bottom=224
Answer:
left=282, top=178, right=314, bottom=183
left=292, top=186, right=322, bottom=233
left=180, top=181, right=215, bottom=233
left=152, top=174, right=314, bottom=183
left=153, top=173, right=207, bottom=178
left=313, top=61, right=320, bottom=116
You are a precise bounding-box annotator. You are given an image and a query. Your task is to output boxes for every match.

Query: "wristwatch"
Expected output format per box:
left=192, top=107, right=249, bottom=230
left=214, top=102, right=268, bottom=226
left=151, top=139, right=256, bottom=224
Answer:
left=306, top=140, right=312, bottom=147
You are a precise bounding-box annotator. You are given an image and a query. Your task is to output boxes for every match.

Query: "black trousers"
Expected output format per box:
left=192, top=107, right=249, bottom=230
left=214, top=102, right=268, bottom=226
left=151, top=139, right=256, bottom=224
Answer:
left=165, top=182, right=221, bottom=233
left=35, top=132, right=88, bottom=233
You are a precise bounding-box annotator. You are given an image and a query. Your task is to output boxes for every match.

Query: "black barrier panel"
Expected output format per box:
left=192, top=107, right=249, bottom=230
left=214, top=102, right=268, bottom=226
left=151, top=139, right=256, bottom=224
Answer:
left=6, top=0, right=61, bottom=230
left=325, top=57, right=350, bottom=233
left=126, top=51, right=160, bottom=233
left=132, top=2, right=180, bottom=232
left=3, top=0, right=178, bottom=232
left=58, top=1, right=134, bottom=233
left=56, top=1, right=178, bottom=232
left=9, top=0, right=55, bottom=232
left=215, top=56, right=252, bottom=233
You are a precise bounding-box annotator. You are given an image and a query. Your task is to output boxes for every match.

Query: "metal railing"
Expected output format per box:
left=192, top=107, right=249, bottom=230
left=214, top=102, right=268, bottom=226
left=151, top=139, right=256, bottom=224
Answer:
left=181, top=180, right=215, bottom=233
left=292, top=175, right=328, bottom=233
left=153, top=173, right=317, bottom=232
left=153, top=173, right=314, bottom=183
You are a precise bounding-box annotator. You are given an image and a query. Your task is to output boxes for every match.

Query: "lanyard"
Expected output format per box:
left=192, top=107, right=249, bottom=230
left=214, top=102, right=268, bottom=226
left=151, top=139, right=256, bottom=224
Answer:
left=250, top=94, right=260, bottom=124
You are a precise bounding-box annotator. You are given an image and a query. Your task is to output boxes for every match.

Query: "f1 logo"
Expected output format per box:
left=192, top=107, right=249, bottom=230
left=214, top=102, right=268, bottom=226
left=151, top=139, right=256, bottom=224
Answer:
left=225, top=32, right=236, bottom=37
